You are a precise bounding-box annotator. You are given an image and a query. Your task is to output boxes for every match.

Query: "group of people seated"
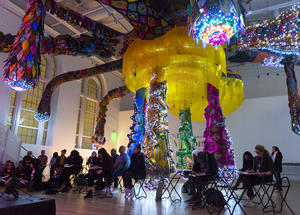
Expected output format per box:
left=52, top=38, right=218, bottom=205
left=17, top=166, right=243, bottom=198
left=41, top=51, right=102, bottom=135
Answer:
left=185, top=144, right=283, bottom=208
left=84, top=144, right=146, bottom=199
left=1, top=143, right=282, bottom=209
left=234, top=145, right=283, bottom=207
left=0, top=151, right=46, bottom=198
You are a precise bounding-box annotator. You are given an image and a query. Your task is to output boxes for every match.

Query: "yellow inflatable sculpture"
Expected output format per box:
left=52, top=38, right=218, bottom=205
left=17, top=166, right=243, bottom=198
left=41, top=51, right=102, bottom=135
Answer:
left=123, top=26, right=244, bottom=121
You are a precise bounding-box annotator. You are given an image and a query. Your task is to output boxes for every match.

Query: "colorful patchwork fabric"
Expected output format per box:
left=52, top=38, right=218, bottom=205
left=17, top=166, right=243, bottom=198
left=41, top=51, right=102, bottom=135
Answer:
left=282, top=56, right=300, bottom=135
left=203, top=83, right=235, bottom=168
left=35, top=59, right=123, bottom=122
left=3, top=0, right=46, bottom=90
left=0, top=31, right=117, bottom=58
left=96, top=0, right=175, bottom=40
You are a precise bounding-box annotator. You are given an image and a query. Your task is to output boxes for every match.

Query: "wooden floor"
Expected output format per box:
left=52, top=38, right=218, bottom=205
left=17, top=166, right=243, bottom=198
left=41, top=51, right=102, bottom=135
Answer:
left=29, top=182, right=300, bottom=215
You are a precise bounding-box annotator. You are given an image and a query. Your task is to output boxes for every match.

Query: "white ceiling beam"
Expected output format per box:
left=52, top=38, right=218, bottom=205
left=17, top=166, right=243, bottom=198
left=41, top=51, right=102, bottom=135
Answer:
left=247, top=0, right=300, bottom=16
left=47, top=13, right=82, bottom=35
left=3, top=0, right=60, bottom=37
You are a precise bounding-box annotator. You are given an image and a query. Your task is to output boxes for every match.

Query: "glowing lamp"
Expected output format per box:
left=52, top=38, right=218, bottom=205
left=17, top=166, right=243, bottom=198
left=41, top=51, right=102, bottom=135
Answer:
left=189, top=0, right=244, bottom=47
left=7, top=81, right=31, bottom=91
left=34, top=111, right=50, bottom=122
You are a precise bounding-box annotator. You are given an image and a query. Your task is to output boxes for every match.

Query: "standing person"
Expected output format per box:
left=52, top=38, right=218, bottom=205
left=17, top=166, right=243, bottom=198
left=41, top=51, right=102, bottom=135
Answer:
left=86, top=151, right=97, bottom=167
left=113, top=146, right=130, bottom=191
left=233, top=151, right=254, bottom=190
left=23, top=151, right=33, bottom=167
left=38, top=150, right=48, bottom=174
left=50, top=152, right=58, bottom=178
left=123, top=145, right=146, bottom=198
left=242, top=145, right=274, bottom=207
left=60, top=150, right=83, bottom=192
left=84, top=148, right=113, bottom=199
left=56, top=149, right=67, bottom=169
left=272, top=146, right=283, bottom=191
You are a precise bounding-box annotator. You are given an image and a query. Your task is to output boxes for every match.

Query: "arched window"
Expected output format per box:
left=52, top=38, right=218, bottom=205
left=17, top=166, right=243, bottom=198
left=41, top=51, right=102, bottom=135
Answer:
left=76, top=78, right=100, bottom=149
left=7, top=56, right=55, bottom=145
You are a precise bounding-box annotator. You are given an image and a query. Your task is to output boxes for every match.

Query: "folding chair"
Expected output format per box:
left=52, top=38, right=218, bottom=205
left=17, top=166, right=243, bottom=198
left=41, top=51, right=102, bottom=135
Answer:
left=274, top=177, right=295, bottom=215
left=161, top=172, right=182, bottom=202
left=206, top=176, right=247, bottom=215
left=133, top=178, right=147, bottom=199
left=72, top=174, right=88, bottom=194
left=252, top=178, right=277, bottom=214
left=97, top=177, right=113, bottom=199
left=118, top=177, right=125, bottom=193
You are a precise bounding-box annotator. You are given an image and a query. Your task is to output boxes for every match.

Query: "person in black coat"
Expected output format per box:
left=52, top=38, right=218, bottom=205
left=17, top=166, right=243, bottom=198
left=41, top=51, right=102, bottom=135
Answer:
left=185, top=151, right=218, bottom=204
left=272, top=146, right=283, bottom=191
left=84, top=148, right=114, bottom=199
left=27, top=159, right=43, bottom=191
left=60, top=150, right=83, bottom=192
left=233, top=151, right=254, bottom=189
left=123, top=144, right=146, bottom=198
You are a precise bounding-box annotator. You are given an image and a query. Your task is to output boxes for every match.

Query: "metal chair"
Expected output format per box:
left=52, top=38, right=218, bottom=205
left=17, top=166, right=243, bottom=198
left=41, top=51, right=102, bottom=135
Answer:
left=133, top=178, right=147, bottom=199
left=161, top=172, right=182, bottom=202
left=274, top=177, right=295, bottom=214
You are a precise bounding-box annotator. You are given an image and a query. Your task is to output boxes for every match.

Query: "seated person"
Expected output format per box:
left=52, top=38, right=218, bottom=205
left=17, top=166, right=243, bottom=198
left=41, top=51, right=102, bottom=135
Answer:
left=0, top=160, right=18, bottom=198
left=50, top=152, right=59, bottom=178
left=113, top=146, right=130, bottom=190
left=60, top=150, right=83, bottom=192
left=123, top=144, right=146, bottom=198
left=233, top=151, right=254, bottom=189
left=84, top=148, right=113, bottom=199
left=242, top=145, right=274, bottom=207
left=15, top=161, right=27, bottom=187
left=55, top=149, right=67, bottom=170
left=86, top=151, right=97, bottom=168
left=185, top=151, right=218, bottom=205
left=27, top=159, right=43, bottom=191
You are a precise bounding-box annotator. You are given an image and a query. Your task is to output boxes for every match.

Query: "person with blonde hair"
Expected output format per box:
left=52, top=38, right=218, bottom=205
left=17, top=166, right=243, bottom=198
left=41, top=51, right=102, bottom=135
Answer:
left=242, top=145, right=274, bottom=207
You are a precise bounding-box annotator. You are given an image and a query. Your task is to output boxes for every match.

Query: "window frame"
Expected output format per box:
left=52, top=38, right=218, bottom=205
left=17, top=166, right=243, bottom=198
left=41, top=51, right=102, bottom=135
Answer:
left=76, top=77, right=102, bottom=150
left=6, top=55, right=55, bottom=146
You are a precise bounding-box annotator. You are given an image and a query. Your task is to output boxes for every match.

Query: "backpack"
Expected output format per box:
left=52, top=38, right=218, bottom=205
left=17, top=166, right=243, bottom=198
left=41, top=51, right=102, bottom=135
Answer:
left=204, top=188, right=226, bottom=208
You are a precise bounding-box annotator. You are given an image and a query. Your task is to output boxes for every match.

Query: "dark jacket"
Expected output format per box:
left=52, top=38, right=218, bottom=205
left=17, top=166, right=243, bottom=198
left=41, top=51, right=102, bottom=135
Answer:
left=86, top=156, right=97, bottom=166
left=128, top=152, right=146, bottom=179
left=98, top=155, right=113, bottom=177
left=111, top=154, right=119, bottom=166
left=66, top=155, right=83, bottom=174
left=242, top=157, right=254, bottom=171
left=254, top=155, right=274, bottom=181
left=272, top=151, right=283, bottom=173
left=192, top=152, right=218, bottom=177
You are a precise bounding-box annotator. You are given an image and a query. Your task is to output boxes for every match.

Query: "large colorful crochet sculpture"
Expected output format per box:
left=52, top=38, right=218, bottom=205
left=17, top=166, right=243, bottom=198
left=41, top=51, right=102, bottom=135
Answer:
left=123, top=26, right=244, bottom=170
left=127, top=88, right=147, bottom=156
left=176, top=109, right=196, bottom=169
left=281, top=56, right=300, bottom=135
left=3, top=0, right=46, bottom=91
left=92, top=86, right=130, bottom=147
left=203, top=83, right=235, bottom=169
